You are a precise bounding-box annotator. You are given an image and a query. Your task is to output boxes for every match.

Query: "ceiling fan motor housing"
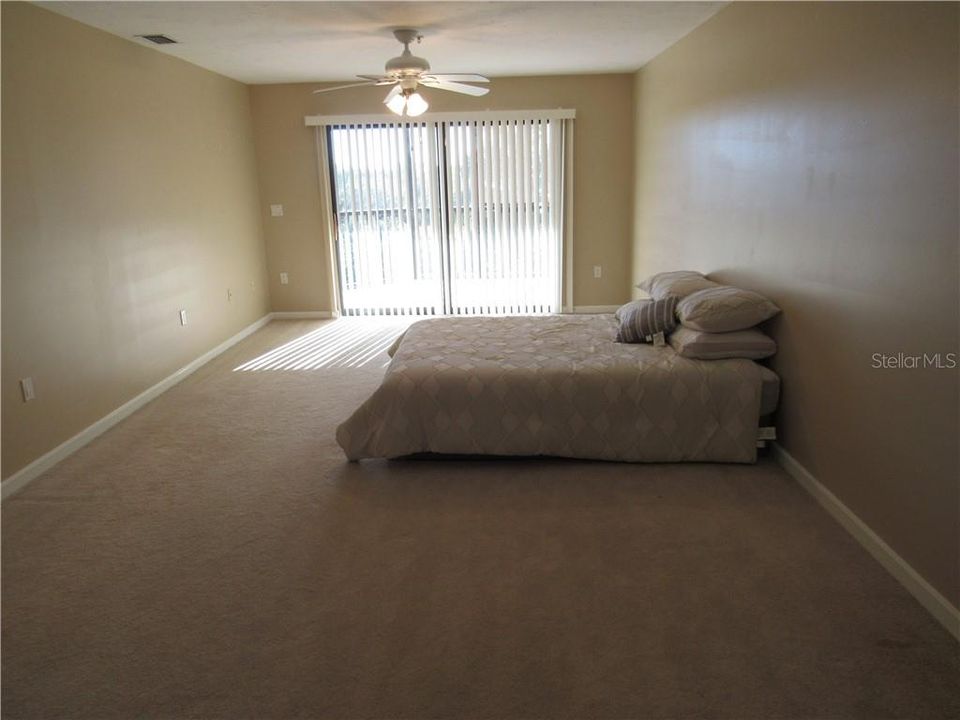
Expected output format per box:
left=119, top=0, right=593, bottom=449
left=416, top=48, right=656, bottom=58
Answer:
left=385, top=49, right=431, bottom=76
left=386, top=28, right=430, bottom=76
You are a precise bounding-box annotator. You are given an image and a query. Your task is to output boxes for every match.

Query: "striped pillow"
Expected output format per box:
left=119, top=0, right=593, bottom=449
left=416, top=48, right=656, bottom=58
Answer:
left=614, top=298, right=678, bottom=344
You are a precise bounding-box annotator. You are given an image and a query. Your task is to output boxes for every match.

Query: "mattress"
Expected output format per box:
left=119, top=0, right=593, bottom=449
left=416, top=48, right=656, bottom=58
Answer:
left=759, top=366, right=780, bottom=416
left=381, top=329, right=781, bottom=415
left=337, top=314, right=765, bottom=463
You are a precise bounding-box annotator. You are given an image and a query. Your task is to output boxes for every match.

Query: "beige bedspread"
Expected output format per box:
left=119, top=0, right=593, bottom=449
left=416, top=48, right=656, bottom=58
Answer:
left=336, top=315, right=762, bottom=463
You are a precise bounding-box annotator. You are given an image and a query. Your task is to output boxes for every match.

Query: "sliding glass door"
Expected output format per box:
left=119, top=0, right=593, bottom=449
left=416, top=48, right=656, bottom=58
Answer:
left=327, top=117, right=564, bottom=317
left=328, top=124, right=445, bottom=316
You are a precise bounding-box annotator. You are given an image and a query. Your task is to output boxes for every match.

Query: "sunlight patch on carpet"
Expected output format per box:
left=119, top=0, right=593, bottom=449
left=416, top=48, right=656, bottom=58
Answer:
left=234, top=318, right=410, bottom=371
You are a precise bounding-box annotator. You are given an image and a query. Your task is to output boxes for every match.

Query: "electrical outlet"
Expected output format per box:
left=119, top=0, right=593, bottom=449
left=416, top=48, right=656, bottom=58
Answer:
left=280, top=272, right=289, bottom=285
left=593, top=265, right=602, bottom=279
left=250, top=280, right=256, bottom=291
left=179, top=309, right=188, bottom=326
left=20, top=377, right=35, bottom=402
left=270, top=204, right=284, bottom=217
left=227, top=288, right=233, bottom=302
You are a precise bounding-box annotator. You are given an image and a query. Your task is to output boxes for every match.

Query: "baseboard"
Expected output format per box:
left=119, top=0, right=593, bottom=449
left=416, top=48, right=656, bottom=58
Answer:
left=270, top=311, right=337, bottom=319
left=772, top=443, right=960, bottom=641
left=572, top=305, right=619, bottom=314
left=1, top=313, right=273, bottom=500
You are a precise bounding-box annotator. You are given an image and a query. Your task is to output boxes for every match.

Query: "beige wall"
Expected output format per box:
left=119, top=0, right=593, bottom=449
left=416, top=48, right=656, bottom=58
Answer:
left=633, top=2, right=959, bottom=604
left=2, top=3, right=270, bottom=478
left=249, top=75, right=635, bottom=311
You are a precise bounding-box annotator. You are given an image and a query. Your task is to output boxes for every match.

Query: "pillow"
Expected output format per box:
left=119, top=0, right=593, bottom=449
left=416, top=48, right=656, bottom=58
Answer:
left=669, top=326, right=777, bottom=360
left=637, top=270, right=722, bottom=300
left=615, top=297, right=678, bottom=344
left=614, top=299, right=647, bottom=322
left=677, top=286, right=780, bottom=332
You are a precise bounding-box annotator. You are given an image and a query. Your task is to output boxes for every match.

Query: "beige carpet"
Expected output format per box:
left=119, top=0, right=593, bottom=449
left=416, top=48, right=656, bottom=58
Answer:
left=3, top=319, right=958, bottom=719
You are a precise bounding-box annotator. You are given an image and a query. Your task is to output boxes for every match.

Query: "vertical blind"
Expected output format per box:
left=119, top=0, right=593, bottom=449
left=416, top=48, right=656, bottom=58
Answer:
left=326, top=115, right=566, bottom=316
left=445, top=119, right=563, bottom=315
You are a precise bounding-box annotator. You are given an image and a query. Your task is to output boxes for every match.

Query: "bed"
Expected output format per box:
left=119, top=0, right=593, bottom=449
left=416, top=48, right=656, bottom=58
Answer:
left=336, top=314, right=775, bottom=463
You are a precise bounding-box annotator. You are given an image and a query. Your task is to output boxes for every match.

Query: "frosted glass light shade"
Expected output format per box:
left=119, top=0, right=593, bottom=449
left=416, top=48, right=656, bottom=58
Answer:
left=386, top=93, right=407, bottom=115
left=405, top=92, right=429, bottom=117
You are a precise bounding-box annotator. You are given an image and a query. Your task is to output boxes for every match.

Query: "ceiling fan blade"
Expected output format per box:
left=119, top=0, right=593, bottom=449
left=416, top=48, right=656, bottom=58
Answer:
left=357, top=74, right=398, bottom=85
left=383, top=85, right=402, bottom=103
left=421, top=74, right=489, bottom=83
left=313, top=81, right=379, bottom=94
left=420, top=80, right=490, bottom=97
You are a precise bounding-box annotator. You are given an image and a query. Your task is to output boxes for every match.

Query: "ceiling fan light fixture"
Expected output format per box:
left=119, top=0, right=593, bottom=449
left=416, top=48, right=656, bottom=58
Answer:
left=405, top=92, right=429, bottom=117
left=386, top=92, right=407, bottom=115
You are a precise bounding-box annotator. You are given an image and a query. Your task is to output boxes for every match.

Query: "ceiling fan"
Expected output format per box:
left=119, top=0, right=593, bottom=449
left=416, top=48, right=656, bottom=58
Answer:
left=312, top=28, right=490, bottom=117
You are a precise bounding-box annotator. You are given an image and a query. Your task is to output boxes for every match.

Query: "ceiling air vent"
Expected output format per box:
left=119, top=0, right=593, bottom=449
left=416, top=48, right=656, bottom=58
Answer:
left=137, top=34, right=178, bottom=45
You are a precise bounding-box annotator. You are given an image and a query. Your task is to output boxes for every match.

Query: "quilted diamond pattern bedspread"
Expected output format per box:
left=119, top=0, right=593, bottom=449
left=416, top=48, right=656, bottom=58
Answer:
left=336, top=315, right=762, bottom=463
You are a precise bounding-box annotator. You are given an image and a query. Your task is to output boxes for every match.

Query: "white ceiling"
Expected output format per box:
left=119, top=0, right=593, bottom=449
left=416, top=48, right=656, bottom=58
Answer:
left=38, top=1, right=725, bottom=84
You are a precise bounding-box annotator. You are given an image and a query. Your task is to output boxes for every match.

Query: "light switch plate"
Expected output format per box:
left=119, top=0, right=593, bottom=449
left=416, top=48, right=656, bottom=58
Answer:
left=20, top=377, right=35, bottom=402
left=593, top=265, right=602, bottom=279
left=280, top=272, right=289, bottom=285
left=179, top=309, right=188, bottom=326
left=270, top=204, right=284, bottom=217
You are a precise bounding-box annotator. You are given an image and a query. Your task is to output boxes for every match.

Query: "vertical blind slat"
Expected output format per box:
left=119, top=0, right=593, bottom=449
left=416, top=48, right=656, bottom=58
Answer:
left=463, top=125, right=477, bottom=314
left=426, top=123, right=443, bottom=315
left=471, top=123, right=486, bottom=314
left=451, top=124, right=465, bottom=313
left=481, top=122, right=498, bottom=313
left=501, top=121, right=512, bottom=313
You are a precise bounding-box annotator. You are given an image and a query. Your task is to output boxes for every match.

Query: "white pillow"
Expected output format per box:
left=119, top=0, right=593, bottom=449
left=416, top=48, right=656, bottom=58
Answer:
left=669, top=326, right=777, bottom=360
left=637, top=270, right=722, bottom=300
left=677, top=286, right=780, bottom=332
